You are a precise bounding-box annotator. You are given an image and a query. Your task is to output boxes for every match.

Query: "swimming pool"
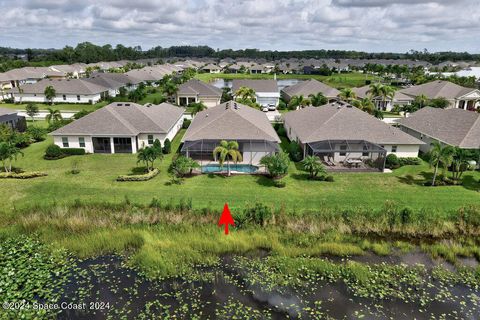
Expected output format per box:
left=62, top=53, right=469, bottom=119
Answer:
left=201, top=164, right=259, bottom=173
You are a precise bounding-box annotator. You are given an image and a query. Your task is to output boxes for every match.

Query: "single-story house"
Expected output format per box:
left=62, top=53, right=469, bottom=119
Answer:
left=352, top=85, right=413, bottom=111
left=181, top=101, right=281, bottom=167
left=281, top=79, right=340, bottom=103
left=231, top=80, right=280, bottom=107
left=283, top=103, right=423, bottom=171
left=84, top=73, right=140, bottom=97
left=201, top=64, right=221, bottom=74
left=176, top=79, right=222, bottom=108
left=399, top=80, right=480, bottom=111
left=10, top=78, right=110, bottom=104
left=0, top=108, right=26, bottom=132
left=397, top=107, right=480, bottom=153
left=50, top=102, right=185, bottom=154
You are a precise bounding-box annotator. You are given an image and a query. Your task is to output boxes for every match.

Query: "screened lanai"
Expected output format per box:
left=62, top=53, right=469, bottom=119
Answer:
left=181, top=139, right=279, bottom=173
left=305, top=139, right=387, bottom=171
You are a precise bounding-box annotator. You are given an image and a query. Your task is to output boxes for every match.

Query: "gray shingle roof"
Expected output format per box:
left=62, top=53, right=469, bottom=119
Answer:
left=284, top=103, right=423, bottom=145
left=182, top=101, right=280, bottom=142
left=177, top=79, right=222, bottom=97
left=399, top=80, right=477, bottom=99
left=231, top=80, right=278, bottom=93
left=352, top=85, right=413, bottom=102
left=50, top=102, right=185, bottom=136
left=11, top=78, right=109, bottom=95
left=397, top=107, right=480, bottom=148
left=282, top=79, right=340, bottom=99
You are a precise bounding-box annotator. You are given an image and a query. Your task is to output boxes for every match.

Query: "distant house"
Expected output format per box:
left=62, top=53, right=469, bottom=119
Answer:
left=399, top=80, right=480, bottom=111
left=281, top=79, right=340, bottom=103
left=284, top=103, right=423, bottom=171
left=0, top=67, right=64, bottom=89
left=84, top=73, right=140, bottom=97
left=50, top=102, right=184, bottom=154
left=11, top=79, right=109, bottom=104
left=0, top=108, right=26, bottom=132
left=176, top=79, right=222, bottom=108
left=231, top=79, right=280, bottom=107
left=352, top=85, right=413, bottom=111
left=397, top=107, right=480, bottom=153
left=249, top=64, right=264, bottom=74
left=181, top=101, right=280, bottom=166
left=201, top=64, right=221, bottom=74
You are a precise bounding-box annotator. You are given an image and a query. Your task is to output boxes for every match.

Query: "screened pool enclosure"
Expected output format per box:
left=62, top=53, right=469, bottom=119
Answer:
left=304, top=139, right=387, bottom=171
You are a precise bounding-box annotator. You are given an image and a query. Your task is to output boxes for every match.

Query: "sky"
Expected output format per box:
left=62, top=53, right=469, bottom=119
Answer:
left=0, top=0, right=479, bottom=53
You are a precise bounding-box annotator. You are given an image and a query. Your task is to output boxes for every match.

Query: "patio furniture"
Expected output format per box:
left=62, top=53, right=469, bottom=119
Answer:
left=346, top=158, right=362, bottom=168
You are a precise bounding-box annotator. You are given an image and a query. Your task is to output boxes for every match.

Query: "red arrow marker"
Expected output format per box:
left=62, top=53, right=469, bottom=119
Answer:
left=218, top=203, right=235, bottom=235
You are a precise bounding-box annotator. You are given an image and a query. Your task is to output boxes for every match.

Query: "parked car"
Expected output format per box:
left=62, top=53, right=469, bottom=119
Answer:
left=268, top=104, right=276, bottom=111
left=261, top=105, right=269, bottom=112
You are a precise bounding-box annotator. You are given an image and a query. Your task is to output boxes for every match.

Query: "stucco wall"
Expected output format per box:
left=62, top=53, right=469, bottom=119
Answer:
left=53, top=135, right=94, bottom=153
left=15, top=93, right=102, bottom=104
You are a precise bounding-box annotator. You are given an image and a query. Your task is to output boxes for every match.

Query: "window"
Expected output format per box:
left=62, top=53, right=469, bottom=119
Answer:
left=79, top=137, right=85, bottom=148
left=362, top=145, right=369, bottom=157
left=63, top=95, right=66, bottom=101
left=339, top=145, right=347, bottom=156
left=391, top=145, right=397, bottom=153
left=77, top=95, right=81, bottom=101
left=147, top=135, right=154, bottom=145
left=62, top=137, right=69, bottom=148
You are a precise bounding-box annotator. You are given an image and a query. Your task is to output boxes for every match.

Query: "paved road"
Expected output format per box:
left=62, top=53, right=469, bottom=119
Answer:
left=17, top=110, right=76, bottom=120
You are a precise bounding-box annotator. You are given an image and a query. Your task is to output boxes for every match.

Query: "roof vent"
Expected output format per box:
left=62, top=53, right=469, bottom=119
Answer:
left=225, top=102, right=230, bottom=109
left=125, top=103, right=130, bottom=106
left=117, top=103, right=123, bottom=106
left=206, top=113, right=209, bottom=117
left=234, top=102, right=238, bottom=110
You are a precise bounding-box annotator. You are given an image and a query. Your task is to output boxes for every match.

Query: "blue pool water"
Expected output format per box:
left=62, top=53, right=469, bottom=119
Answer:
left=201, top=164, right=259, bottom=173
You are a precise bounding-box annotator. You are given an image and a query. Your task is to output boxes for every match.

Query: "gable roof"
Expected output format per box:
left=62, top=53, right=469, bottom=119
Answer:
left=284, top=103, right=423, bottom=145
left=182, top=101, right=280, bottom=142
left=11, top=78, right=109, bottom=95
left=282, top=79, right=340, bottom=98
left=177, top=79, right=222, bottom=97
left=50, top=102, right=185, bottom=136
left=399, top=80, right=477, bottom=100
left=397, top=107, right=480, bottom=148
left=231, top=79, right=278, bottom=93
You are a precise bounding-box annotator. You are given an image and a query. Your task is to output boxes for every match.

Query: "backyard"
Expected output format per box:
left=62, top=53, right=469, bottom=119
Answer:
left=1, top=129, right=479, bottom=214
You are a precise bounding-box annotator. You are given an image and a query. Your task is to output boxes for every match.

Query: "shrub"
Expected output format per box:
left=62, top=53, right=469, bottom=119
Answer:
left=276, top=126, right=287, bottom=137
left=73, top=109, right=92, bottom=120
left=260, top=152, right=290, bottom=179
left=385, top=154, right=400, bottom=169
left=182, top=119, right=191, bottom=129
left=325, top=175, right=334, bottom=182
left=26, top=126, right=47, bottom=142
left=0, top=171, right=47, bottom=179
left=13, top=133, right=31, bottom=148
left=117, top=168, right=159, bottom=181
left=398, top=157, right=422, bottom=166
left=47, top=120, right=73, bottom=133
left=44, top=144, right=65, bottom=160
left=287, top=141, right=302, bottom=162
left=243, top=203, right=273, bottom=226
left=163, top=138, right=171, bottom=154
left=61, top=148, right=86, bottom=156
left=274, top=179, right=286, bottom=188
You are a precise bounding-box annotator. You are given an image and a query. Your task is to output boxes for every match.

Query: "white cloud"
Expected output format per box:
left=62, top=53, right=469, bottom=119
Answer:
left=0, top=0, right=478, bottom=52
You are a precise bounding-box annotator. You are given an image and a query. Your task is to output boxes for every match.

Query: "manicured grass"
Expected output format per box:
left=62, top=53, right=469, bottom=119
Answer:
left=1, top=129, right=479, bottom=215
left=194, top=72, right=379, bottom=89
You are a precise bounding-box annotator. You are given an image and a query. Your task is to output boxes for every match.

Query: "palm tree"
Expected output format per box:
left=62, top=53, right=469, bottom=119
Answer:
left=162, top=81, right=178, bottom=100
left=451, top=147, right=470, bottom=182
left=429, top=141, right=454, bottom=186
left=288, top=95, right=311, bottom=109
left=212, top=140, right=243, bottom=176
left=339, top=88, right=356, bottom=103
left=414, top=94, right=429, bottom=109
left=45, top=108, right=62, bottom=124
left=0, top=142, right=23, bottom=173
left=308, top=92, right=327, bottom=107
left=25, top=103, right=39, bottom=122
left=189, top=102, right=207, bottom=116
left=352, top=97, right=375, bottom=114
left=235, top=86, right=256, bottom=102
left=367, top=83, right=384, bottom=100
left=44, top=85, right=56, bottom=105
left=301, top=155, right=326, bottom=179
left=379, top=85, right=396, bottom=111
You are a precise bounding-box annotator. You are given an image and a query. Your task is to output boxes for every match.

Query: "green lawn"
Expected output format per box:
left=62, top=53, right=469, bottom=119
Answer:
left=195, top=72, right=379, bottom=89
left=1, top=129, right=479, bottom=214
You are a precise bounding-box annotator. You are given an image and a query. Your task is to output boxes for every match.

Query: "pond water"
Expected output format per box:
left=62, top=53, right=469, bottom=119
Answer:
left=56, top=250, right=480, bottom=319
left=211, top=78, right=302, bottom=91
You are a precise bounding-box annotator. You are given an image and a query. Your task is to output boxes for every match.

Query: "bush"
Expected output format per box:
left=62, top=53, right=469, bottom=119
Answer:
left=398, top=157, right=422, bottom=166
left=44, top=144, right=65, bottom=160
left=117, top=168, right=159, bottom=181
left=325, top=175, right=334, bottom=182
left=26, top=126, right=47, bottom=142
left=182, top=119, right=191, bottom=129
left=242, top=203, right=273, bottom=227
left=47, top=120, right=73, bottom=133
left=274, top=179, right=286, bottom=188
left=385, top=154, right=400, bottom=169
left=163, top=138, right=171, bottom=154
left=276, top=126, right=287, bottom=137
left=61, top=148, right=86, bottom=156
left=0, top=171, right=47, bottom=179
left=13, top=133, right=31, bottom=148
left=287, top=141, right=302, bottom=162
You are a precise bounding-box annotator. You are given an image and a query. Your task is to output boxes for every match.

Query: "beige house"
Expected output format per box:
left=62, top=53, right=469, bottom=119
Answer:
left=281, top=79, right=340, bottom=103
left=176, top=79, right=222, bottom=108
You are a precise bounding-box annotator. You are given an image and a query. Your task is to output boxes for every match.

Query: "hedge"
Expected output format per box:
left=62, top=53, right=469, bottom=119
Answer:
left=398, top=157, right=422, bottom=166
left=117, top=168, right=159, bottom=182
left=61, top=148, right=86, bottom=156
left=0, top=171, right=48, bottom=179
